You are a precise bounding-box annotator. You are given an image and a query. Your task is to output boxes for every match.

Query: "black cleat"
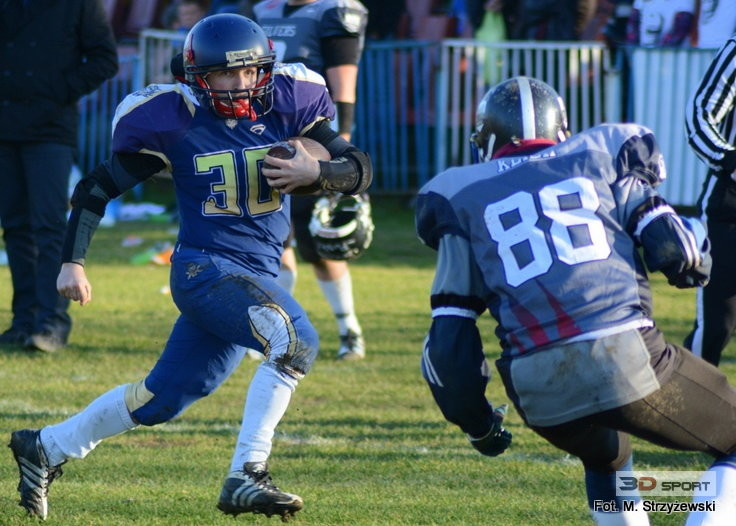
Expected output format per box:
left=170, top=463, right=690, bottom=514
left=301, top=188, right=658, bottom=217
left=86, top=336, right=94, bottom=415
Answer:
left=9, top=429, right=65, bottom=520
left=217, top=461, right=303, bottom=521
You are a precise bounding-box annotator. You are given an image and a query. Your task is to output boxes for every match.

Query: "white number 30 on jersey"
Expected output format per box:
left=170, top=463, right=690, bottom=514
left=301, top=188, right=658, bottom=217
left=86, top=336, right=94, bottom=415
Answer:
left=483, top=177, right=611, bottom=287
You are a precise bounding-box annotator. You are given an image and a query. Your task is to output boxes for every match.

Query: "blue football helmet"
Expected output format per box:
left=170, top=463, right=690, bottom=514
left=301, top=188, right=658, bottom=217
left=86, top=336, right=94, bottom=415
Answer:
left=183, top=14, right=276, bottom=120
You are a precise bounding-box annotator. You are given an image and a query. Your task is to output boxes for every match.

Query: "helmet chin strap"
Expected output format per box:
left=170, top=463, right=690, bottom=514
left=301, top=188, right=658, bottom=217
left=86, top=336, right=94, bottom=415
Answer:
left=483, top=134, right=496, bottom=162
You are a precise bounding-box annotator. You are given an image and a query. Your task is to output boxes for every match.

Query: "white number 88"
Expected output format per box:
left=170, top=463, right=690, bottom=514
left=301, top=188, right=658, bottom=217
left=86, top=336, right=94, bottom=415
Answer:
left=483, top=177, right=611, bottom=287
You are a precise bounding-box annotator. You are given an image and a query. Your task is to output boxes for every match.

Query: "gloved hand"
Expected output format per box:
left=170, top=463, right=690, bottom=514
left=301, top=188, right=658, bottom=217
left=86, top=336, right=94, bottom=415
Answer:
left=669, top=217, right=711, bottom=288
left=467, top=404, right=512, bottom=457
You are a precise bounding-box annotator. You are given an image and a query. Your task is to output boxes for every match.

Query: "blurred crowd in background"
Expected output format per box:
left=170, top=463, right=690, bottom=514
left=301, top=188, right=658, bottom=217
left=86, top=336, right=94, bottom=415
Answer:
left=103, top=0, right=736, bottom=52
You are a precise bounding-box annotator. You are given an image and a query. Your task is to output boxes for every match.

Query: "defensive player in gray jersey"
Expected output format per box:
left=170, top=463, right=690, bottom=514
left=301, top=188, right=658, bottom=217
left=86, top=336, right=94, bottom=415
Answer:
left=254, top=0, right=370, bottom=360
left=416, top=77, right=736, bottom=526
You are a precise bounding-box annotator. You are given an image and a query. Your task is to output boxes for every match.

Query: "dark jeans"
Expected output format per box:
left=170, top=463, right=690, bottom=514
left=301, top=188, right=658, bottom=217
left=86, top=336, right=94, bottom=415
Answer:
left=0, top=141, right=72, bottom=339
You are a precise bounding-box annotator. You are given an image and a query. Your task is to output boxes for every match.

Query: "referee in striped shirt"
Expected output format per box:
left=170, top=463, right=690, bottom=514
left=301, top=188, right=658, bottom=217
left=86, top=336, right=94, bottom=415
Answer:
left=685, top=35, right=736, bottom=366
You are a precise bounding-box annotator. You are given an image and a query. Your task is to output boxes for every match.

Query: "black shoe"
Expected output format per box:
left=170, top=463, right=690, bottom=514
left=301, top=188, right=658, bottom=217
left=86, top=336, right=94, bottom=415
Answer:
left=0, top=328, right=30, bottom=347
left=25, top=331, right=67, bottom=353
left=8, top=429, right=65, bottom=520
left=217, top=461, right=303, bottom=520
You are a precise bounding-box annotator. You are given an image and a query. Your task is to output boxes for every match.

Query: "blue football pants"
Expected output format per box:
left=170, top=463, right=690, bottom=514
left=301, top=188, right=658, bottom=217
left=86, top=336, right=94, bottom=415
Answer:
left=131, top=245, right=319, bottom=425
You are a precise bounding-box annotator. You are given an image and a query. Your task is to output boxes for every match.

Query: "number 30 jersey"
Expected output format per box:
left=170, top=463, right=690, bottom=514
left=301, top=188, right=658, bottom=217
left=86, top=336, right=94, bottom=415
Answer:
left=111, top=63, right=334, bottom=276
left=416, top=123, right=675, bottom=357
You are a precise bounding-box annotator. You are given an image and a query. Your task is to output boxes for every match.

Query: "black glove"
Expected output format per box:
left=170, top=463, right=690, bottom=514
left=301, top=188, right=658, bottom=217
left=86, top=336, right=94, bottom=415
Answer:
left=467, top=404, right=512, bottom=457
left=666, top=217, right=711, bottom=288
left=668, top=255, right=711, bottom=288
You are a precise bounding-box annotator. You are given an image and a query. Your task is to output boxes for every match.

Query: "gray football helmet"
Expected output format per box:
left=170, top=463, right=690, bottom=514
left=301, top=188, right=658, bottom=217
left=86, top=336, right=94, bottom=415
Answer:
left=470, top=76, right=569, bottom=162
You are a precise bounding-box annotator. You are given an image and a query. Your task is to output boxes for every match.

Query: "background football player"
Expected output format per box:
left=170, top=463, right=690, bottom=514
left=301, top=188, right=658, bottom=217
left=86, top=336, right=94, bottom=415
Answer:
left=9, top=14, right=371, bottom=522
left=254, top=0, right=371, bottom=360
left=416, top=76, right=736, bottom=526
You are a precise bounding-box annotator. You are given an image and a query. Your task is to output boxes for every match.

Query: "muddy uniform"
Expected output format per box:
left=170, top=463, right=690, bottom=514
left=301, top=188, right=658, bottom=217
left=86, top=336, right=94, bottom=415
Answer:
left=417, top=123, right=736, bottom=471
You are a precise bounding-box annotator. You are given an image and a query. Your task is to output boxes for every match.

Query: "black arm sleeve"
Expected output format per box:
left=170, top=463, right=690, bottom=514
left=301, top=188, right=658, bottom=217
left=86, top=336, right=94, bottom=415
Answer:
left=634, top=203, right=712, bottom=288
left=302, top=120, right=373, bottom=194
left=320, top=35, right=362, bottom=69
left=62, top=153, right=165, bottom=265
left=421, top=316, right=495, bottom=437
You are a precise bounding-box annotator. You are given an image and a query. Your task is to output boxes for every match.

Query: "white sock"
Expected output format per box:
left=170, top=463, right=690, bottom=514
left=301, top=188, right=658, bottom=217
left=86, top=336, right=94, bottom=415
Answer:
left=229, top=364, right=298, bottom=472
left=40, top=385, right=137, bottom=466
left=317, top=271, right=361, bottom=335
left=685, top=458, right=736, bottom=526
left=592, top=507, right=649, bottom=526
left=276, top=267, right=296, bottom=295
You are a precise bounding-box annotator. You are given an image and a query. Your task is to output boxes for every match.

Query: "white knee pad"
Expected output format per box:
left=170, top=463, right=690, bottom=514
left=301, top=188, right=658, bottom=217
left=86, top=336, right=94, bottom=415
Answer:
left=248, top=303, right=318, bottom=377
left=124, top=379, right=155, bottom=413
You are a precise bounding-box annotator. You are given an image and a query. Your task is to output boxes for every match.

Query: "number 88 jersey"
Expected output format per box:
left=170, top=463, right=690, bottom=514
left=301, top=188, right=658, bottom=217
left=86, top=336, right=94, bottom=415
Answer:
left=416, top=123, right=669, bottom=356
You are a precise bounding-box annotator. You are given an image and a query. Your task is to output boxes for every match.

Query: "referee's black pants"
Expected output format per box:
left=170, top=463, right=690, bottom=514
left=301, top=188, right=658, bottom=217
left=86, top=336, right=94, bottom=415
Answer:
left=685, top=219, right=736, bottom=366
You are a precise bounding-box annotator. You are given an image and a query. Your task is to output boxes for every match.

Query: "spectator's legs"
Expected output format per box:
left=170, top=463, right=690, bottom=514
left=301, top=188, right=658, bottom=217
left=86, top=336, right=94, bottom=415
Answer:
left=0, top=142, right=36, bottom=335
left=21, top=142, right=73, bottom=340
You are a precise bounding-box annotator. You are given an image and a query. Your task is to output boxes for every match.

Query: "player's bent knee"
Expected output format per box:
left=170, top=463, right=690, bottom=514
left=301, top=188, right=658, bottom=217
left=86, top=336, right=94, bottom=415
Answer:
left=268, top=324, right=319, bottom=377
left=249, top=303, right=319, bottom=375
left=124, top=379, right=155, bottom=413
left=127, top=377, right=214, bottom=427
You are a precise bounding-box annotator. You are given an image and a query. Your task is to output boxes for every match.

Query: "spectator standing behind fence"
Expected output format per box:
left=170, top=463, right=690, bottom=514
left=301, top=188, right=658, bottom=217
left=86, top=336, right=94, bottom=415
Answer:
left=696, top=0, right=736, bottom=49
left=362, top=0, right=405, bottom=39
left=600, top=0, right=634, bottom=48
left=162, top=0, right=210, bottom=32
left=461, top=0, right=511, bottom=41
left=626, top=0, right=695, bottom=46
left=504, top=0, right=597, bottom=41
left=0, top=0, right=118, bottom=352
left=254, top=0, right=371, bottom=361
left=684, top=35, right=736, bottom=366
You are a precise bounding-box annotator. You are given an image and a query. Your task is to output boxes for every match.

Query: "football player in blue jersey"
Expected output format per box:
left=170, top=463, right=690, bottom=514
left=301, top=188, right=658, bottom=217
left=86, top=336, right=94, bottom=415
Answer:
left=254, top=0, right=371, bottom=360
left=416, top=76, right=736, bottom=526
left=8, top=13, right=371, bottom=522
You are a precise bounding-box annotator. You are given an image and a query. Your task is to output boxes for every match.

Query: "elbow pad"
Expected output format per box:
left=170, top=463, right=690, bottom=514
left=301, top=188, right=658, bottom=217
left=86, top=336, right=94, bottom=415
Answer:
left=317, top=149, right=373, bottom=194
left=70, top=161, right=118, bottom=215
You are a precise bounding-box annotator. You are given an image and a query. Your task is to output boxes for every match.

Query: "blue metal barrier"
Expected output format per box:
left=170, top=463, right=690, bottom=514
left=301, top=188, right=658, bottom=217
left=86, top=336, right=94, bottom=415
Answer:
left=354, top=40, right=438, bottom=193
left=355, top=39, right=613, bottom=193
left=627, top=46, right=718, bottom=207
left=78, top=37, right=715, bottom=206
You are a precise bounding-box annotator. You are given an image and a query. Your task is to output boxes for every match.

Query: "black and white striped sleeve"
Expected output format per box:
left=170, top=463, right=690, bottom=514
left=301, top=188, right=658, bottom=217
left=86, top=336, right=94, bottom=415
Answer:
left=685, top=37, right=736, bottom=175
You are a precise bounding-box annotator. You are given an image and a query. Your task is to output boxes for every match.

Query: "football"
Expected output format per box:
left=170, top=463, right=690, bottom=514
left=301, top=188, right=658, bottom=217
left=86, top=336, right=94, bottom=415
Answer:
left=264, top=137, right=331, bottom=165
left=290, top=136, right=331, bottom=161
left=264, top=137, right=331, bottom=194
left=264, top=141, right=296, bottom=165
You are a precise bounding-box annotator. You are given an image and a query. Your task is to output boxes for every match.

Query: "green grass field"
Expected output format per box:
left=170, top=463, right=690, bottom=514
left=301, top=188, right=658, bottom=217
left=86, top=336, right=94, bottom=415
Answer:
left=1, top=196, right=734, bottom=525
